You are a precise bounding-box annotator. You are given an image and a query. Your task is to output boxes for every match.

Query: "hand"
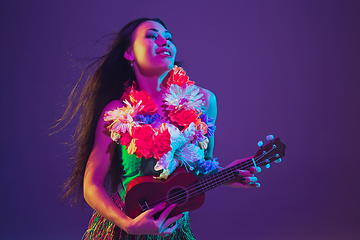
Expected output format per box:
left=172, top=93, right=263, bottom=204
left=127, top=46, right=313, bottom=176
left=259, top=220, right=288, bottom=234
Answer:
left=126, top=203, right=183, bottom=236
left=224, top=158, right=261, bottom=188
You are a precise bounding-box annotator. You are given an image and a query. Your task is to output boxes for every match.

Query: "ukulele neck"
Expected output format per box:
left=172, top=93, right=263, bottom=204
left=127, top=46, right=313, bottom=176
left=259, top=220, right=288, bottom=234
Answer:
left=195, top=139, right=283, bottom=193
left=195, top=157, right=254, bottom=193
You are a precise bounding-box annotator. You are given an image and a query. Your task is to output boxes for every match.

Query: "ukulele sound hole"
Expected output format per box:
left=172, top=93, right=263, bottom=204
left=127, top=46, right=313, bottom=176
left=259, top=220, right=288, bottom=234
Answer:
left=167, top=186, right=188, bottom=206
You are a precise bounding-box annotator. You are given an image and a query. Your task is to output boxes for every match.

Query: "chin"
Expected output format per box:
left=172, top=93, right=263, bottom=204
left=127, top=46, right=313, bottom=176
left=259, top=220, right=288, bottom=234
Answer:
left=141, top=60, right=175, bottom=75
left=168, top=62, right=175, bottom=69
left=155, top=61, right=174, bottom=72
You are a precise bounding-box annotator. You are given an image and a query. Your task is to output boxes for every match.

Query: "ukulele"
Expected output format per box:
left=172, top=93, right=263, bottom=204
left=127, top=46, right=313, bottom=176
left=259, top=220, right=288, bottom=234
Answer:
left=124, top=135, right=286, bottom=219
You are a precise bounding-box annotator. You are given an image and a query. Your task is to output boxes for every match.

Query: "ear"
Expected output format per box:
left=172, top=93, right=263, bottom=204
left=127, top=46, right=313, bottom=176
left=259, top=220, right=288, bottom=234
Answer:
left=124, top=48, right=135, bottom=61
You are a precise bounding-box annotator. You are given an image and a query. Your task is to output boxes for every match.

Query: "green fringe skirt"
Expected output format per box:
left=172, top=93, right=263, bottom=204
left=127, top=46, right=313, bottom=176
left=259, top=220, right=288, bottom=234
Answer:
left=83, top=192, right=196, bottom=240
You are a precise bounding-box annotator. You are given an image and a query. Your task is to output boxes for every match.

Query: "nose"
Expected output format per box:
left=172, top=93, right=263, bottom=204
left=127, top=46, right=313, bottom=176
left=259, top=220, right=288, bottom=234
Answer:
left=157, top=35, right=169, bottom=47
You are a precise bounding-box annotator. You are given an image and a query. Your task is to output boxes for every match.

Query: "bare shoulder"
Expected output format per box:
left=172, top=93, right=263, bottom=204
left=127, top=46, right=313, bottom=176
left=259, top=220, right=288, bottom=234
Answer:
left=102, top=99, right=123, bottom=113
left=198, top=86, right=217, bottom=119
left=95, top=99, right=123, bottom=138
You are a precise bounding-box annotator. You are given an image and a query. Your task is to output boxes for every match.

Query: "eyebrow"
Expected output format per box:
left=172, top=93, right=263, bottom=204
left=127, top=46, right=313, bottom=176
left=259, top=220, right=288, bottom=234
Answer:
left=146, top=28, right=171, bottom=35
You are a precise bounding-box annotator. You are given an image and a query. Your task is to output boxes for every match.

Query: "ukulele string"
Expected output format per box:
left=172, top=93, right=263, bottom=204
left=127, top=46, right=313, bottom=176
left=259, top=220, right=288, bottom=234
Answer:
left=142, top=152, right=278, bottom=210
left=191, top=148, right=278, bottom=197
left=143, top=148, right=278, bottom=209
left=143, top=150, right=278, bottom=209
left=142, top=156, right=273, bottom=210
left=198, top=154, right=279, bottom=192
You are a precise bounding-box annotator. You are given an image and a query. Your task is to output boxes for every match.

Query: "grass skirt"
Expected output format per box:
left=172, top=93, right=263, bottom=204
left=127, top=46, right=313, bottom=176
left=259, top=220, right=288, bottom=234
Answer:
left=83, top=192, right=196, bottom=240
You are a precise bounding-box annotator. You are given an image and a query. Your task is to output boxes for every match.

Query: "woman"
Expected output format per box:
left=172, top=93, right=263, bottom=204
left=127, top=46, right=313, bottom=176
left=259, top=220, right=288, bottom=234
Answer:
left=60, top=18, right=260, bottom=239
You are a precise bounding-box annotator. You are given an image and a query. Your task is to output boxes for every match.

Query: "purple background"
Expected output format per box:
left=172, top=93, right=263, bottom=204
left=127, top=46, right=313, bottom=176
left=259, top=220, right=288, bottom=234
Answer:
left=1, top=0, right=360, bottom=239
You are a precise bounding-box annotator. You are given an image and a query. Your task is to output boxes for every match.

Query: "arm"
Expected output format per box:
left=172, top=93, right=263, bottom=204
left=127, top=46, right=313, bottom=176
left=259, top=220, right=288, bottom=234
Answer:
left=200, top=87, right=217, bottom=159
left=83, top=101, right=127, bottom=227
left=83, top=100, right=182, bottom=236
left=200, top=88, right=261, bottom=188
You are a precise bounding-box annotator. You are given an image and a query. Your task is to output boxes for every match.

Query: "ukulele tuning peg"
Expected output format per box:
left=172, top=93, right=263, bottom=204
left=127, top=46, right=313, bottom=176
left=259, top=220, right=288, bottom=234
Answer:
left=274, top=158, right=282, bottom=163
left=257, top=141, right=263, bottom=148
left=266, top=135, right=274, bottom=141
left=265, top=163, right=271, bottom=168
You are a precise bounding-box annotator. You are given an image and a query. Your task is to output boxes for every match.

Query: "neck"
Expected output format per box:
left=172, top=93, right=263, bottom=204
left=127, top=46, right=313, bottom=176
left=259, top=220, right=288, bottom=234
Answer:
left=134, top=68, right=171, bottom=100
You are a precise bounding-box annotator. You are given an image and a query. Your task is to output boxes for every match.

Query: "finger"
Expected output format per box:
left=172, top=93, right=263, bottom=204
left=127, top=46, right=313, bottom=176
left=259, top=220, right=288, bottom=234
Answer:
left=241, top=176, right=258, bottom=183
left=158, top=203, right=177, bottom=222
left=147, top=202, right=167, bottom=217
left=249, top=182, right=261, bottom=188
left=160, top=222, right=178, bottom=235
left=162, top=213, right=183, bottom=230
left=235, top=170, right=253, bottom=177
left=249, top=167, right=261, bottom=173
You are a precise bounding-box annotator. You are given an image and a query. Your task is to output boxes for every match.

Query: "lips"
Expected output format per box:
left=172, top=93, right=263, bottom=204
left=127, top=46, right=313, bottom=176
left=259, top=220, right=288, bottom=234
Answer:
left=156, top=48, right=172, bottom=57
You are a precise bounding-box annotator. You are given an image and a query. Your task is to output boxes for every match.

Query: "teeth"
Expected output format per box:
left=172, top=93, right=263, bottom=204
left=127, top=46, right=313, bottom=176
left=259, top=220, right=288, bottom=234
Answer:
left=158, top=52, right=170, bottom=56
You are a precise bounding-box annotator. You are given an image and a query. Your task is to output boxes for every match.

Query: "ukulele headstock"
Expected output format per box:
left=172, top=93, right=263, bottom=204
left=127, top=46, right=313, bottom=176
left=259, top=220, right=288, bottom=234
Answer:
left=254, top=135, right=286, bottom=168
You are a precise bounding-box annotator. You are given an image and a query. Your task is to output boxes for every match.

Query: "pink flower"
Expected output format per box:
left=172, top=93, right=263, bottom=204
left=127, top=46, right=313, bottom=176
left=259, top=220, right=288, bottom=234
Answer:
left=130, top=125, right=155, bottom=159
left=129, top=90, right=158, bottom=114
left=153, top=123, right=172, bottom=160
left=196, top=122, right=208, bottom=135
left=166, top=65, right=195, bottom=88
left=169, top=108, right=201, bottom=128
left=120, top=132, right=132, bottom=147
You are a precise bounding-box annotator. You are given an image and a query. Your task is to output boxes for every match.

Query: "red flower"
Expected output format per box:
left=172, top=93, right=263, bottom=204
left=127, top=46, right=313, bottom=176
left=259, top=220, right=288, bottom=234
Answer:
left=130, top=125, right=155, bottom=159
left=129, top=90, right=158, bottom=114
left=166, top=66, right=195, bottom=88
left=120, top=132, right=132, bottom=146
left=169, top=108, right=201, bottom=128
left=153, top=123, right=172, bottom=160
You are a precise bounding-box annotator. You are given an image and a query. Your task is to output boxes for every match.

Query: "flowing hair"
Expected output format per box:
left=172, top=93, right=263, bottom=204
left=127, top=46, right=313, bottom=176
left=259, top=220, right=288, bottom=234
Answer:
left=56, top=18, right=169, bottom=206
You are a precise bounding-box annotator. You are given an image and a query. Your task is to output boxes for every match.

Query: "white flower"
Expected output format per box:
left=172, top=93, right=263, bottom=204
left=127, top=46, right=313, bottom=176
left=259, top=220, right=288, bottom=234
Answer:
left=198, top=137, right=209, bottom=149
left=104, top=100, right=143, bottom=135
left=163, top=84, right=204, bottom=111
left=154, top=122, right=204, bottom=179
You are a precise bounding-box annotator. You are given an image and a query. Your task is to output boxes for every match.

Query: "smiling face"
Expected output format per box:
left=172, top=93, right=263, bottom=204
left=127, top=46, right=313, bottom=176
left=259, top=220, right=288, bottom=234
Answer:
left=124, top=20, right=177, bottom=76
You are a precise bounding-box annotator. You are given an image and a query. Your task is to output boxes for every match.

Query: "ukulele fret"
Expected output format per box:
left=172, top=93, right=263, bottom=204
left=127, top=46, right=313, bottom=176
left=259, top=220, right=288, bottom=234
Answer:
left=138, top=197, right=150, bottom=211
left=197, top=168, right=238, bottom=192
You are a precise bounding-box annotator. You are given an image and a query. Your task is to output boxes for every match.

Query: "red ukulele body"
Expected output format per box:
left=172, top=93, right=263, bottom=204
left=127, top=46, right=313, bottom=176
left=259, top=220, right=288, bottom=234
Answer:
left=125, top=167, right=204, bottom=219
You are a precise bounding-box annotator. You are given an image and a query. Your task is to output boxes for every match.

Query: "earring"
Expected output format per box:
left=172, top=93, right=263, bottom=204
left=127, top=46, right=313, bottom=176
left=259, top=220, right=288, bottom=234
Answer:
left=130, top=61, right=134, bottom=67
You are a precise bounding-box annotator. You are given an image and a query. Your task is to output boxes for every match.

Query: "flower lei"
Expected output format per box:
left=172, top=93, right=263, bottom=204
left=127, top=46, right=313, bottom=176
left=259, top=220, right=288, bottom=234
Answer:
left=104, top=66, right=218, bottom=179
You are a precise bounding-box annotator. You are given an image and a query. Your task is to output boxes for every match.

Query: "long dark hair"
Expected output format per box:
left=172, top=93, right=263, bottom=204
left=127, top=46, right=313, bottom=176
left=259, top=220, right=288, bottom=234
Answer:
left=57, top=18, right=169, bottom=206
